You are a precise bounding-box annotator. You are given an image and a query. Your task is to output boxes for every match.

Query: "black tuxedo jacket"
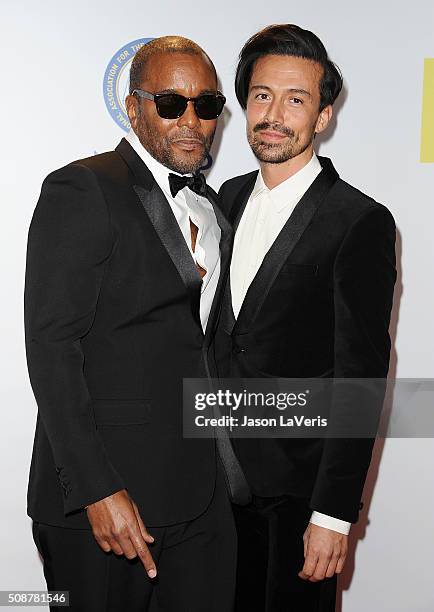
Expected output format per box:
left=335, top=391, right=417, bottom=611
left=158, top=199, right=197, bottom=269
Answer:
left=24, top=138, right=233, bottom=529
left=214, top=156, right=397, bottom=523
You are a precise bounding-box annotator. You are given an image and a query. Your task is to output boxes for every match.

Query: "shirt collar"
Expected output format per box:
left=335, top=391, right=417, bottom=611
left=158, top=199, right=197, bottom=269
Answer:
left=125, top=129, right=187, bottom=195
left=252, top=152, right=322, bottom=213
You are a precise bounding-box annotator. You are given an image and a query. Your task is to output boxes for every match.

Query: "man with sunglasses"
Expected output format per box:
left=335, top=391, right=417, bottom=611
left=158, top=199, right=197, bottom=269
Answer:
left=24, top=36, right=246, bottom=611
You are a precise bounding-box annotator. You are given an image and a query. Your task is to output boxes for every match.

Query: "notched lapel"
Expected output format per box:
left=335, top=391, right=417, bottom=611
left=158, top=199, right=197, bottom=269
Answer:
left=133, top=183, right=203, bottom=330
left=234, top=157, right=339, bottom=334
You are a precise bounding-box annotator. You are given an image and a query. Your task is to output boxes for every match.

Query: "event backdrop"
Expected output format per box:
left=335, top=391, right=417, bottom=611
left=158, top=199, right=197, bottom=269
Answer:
left=1, top=1, right=433, bottom=610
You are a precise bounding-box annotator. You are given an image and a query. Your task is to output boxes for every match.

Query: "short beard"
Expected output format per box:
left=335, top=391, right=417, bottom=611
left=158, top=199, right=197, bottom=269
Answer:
left=247, top=121, right=313, bottom=164
left=136, top=108, right=214, bottom=174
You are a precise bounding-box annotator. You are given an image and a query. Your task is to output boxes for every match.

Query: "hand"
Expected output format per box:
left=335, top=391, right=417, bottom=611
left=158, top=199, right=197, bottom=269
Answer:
left=298, top=523, right=348, bottom=582
left=86, top=489, right=157, bottom=578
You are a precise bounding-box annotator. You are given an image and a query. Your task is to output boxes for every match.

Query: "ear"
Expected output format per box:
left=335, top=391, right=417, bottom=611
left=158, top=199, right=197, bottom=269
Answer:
left=125, top=94, right=139, bottom=130
left=315, top=104, right=333, bottom=134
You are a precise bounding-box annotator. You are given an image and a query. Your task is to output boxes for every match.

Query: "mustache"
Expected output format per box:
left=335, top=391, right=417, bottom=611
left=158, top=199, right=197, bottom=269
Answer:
left=253, top=121, right=295, bottom=138
left=169, top=130, right=207, bottom=144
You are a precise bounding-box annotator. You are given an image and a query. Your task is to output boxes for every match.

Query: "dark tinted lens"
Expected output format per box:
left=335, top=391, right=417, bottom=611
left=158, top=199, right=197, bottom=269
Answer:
left=195, top=94, right=226, bottom=119
left=155, top=94, right=188, bottom=119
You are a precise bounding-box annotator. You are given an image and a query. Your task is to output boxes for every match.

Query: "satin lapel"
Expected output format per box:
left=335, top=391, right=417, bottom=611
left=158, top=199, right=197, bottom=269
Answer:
left=234, top=157, right=339, bottom=334
left=203, top=186, right=233, bottom=347
left=220, top=275, right=237, bottom=335
left=133, top=183, right=203, bottom=329
left=115, top=138, right=203, bottom=329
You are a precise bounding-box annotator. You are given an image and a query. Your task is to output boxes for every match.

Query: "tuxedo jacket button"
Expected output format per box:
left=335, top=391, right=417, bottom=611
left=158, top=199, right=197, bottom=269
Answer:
left=233, top=343, right=246, bottom=354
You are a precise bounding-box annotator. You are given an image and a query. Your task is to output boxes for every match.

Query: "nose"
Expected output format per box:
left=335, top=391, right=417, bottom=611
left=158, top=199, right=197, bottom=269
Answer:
left=264, top=96, right=285, bottom=125
left=177, top=100, right=200, bottom=129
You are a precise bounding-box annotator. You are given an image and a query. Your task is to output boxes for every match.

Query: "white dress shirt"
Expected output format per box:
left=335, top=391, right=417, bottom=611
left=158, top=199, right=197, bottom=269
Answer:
left=230, top=152, right=351, bottom=536
left=125, top=129, right=221, bottom=333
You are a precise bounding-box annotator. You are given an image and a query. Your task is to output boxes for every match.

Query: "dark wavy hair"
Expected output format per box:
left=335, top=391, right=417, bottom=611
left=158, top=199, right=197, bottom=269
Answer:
left=235, top=24, right=343, bottom=111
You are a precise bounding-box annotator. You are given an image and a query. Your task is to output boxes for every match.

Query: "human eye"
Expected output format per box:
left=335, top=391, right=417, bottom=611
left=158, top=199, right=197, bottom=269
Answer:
left=254, top=92, right=271, bottom=101
left=289, top=97, right=303, bottom=105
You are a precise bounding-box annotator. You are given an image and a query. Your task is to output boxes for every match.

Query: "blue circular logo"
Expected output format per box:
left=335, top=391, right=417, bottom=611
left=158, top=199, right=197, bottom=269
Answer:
left=103, top=38, right=154, bottom=132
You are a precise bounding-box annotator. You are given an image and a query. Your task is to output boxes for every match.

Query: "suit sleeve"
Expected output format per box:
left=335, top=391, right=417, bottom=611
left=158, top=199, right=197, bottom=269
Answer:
left=309, top=204, right=397, bottom=522
left=24, top=163, right=125, bottom=516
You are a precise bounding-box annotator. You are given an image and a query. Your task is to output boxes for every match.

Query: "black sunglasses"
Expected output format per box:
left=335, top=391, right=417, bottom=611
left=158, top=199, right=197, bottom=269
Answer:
left=131, top=89, right=226, bottom=120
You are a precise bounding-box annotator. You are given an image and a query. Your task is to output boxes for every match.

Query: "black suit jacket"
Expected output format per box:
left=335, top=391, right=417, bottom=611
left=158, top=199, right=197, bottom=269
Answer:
left=214, top=156, right=396, bottom=523
left=24, top=138, right=232, bottom=529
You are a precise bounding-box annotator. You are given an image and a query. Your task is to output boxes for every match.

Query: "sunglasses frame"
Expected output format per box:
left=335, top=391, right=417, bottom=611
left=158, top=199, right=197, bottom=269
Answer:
left=131, top=89, right=226, bottom=120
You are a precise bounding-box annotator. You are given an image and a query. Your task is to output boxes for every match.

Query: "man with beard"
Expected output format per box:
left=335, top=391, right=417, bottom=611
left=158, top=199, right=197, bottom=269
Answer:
left=215, top=24, right=396, bottom=611
left=24, top=36, right=247, bottom=611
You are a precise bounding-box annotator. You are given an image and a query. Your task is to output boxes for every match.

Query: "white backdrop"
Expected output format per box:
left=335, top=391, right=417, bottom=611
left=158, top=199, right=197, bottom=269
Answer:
left=1, top=1, right=433, bottom=610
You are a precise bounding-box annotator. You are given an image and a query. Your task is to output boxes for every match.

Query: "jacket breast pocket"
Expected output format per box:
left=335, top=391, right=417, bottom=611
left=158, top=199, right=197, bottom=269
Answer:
left=91, top=398, right=151, bottom=427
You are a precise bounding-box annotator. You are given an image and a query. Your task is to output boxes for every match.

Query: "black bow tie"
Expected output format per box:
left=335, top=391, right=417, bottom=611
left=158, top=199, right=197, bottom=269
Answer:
left=168, top=172, right=207, bottom=198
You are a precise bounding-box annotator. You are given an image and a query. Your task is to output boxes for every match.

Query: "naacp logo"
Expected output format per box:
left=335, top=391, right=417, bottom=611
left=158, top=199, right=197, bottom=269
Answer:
left=103, top=38, right=153, bottom=132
